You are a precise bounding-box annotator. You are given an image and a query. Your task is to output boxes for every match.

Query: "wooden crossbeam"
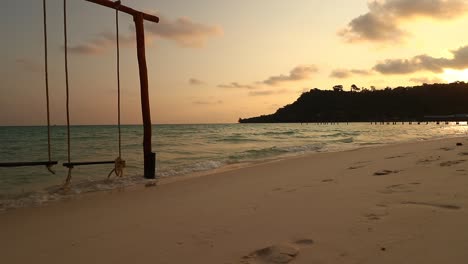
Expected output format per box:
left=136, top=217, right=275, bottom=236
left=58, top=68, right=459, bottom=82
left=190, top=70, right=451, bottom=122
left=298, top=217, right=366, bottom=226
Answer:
left=84, top=0, right=159, bottom=23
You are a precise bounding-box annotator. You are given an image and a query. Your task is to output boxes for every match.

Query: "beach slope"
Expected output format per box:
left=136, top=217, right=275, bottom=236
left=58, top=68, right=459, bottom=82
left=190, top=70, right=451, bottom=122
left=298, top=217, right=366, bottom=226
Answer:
left=1, top=137, right=468, bottom=264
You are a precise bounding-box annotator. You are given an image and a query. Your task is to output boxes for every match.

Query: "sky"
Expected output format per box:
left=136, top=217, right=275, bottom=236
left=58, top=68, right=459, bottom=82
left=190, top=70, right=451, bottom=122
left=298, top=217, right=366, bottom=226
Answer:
left=2, top=0, right=468, bottom=125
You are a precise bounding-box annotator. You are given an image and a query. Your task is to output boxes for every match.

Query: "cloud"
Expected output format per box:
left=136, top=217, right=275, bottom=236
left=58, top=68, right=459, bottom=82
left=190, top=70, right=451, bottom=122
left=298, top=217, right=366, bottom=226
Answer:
left=193, top=100, right=223, bottom=105
left=189, top=78, right=205, bottom=85
left=146, top=15, right=223, bottom=48
left=248, top=88, right=289, bottom=97
left=339, top=12, right=406, bottom=43
left=16, top=59, right=42, bottom=73
left=219, top=65, right=318, bottom=94
left=373, top=45, right=468, bottom=74
left=68, top=31, right=134, bottom=55
left=248, top=90, right=275, bottom=96
left=340, top=0, right=468, bottom=43
left=263, top=65, right=318, bottom=86
left=68, top=14, right=222, bottom=55
left=370, top=0, right=467, bottom=19
left=330, top=69, right=372, bottom=79
left=217, top=82, right=256, bottom=90
left=409, top=77, right=445, bottom=84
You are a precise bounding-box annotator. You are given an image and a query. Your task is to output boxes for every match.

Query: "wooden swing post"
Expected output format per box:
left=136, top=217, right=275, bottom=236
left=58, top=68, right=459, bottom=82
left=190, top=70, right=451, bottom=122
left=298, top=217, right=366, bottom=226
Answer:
left=84, top=0, right=159, bottom=179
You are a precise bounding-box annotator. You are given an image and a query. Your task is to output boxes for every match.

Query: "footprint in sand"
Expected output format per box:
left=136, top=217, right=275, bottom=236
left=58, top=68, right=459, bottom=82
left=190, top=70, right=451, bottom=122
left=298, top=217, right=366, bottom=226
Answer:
left=373, top=170, right=401, bottom=176
left=440, top=147, right=454, bottom=151
left=241, top=239, right=313, bottom=264
left=348, top=161, right=371, bottom=170
left=379, top=183, right=415, bottom=194
left=322, top=179, right=335, bottom=183
left=272, top=187, right=298, bottom=193
left=363, top=205, right=389, bottom=221
left=355, top=160, right=371, bottom=164
left=385, top=155, right=405, bottom=160
left=417, top=156, right=441, bottom=165
left=364, top=213, right=386, bottom=221
left=440, top=160, right=466, bottom=167
left=293, top=239, right=314, bottom=246
left=401, top=201, right=461, bottom=210
left=348, top=165, right=366, bottom=170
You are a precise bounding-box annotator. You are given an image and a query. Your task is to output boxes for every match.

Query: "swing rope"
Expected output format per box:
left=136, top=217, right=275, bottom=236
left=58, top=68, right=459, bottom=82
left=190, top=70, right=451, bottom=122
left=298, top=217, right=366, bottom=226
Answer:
left=62, top=0, right=125, bottom=187
left=63, top=0, right=73, bottom=186
left=108, top=1, right=126, bottom=179
left=43, top=0, right=55, bottom=174
left=116, top=4, right=122, bottom=159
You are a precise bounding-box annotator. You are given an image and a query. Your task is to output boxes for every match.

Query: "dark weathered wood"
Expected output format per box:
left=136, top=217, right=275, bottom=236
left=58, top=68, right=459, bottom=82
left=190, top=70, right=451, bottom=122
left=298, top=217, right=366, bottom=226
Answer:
left=134, top=14, right=156, bottom=179
left=83, top=0, right=159, bottom=23
left=0, top=161, right=58, bottom=168
left=63, top=161, right=115, bottom=168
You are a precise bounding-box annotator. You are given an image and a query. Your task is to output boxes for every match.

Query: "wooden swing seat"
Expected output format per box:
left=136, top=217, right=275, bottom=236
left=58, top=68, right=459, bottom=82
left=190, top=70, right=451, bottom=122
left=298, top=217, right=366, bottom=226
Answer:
left=63, top=160, right=115, bottom=168
left=0, top=161, right=58, bottom=168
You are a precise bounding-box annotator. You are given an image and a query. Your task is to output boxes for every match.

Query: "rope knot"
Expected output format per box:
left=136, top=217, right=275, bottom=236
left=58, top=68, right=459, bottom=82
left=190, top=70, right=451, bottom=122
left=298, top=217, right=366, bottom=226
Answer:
left=108, top=157, right=126, bottom=179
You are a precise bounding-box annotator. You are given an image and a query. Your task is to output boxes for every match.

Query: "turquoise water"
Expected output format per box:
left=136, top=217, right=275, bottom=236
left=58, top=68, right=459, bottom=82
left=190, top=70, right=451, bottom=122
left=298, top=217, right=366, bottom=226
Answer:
left=1, top=123, right=467, bottom=210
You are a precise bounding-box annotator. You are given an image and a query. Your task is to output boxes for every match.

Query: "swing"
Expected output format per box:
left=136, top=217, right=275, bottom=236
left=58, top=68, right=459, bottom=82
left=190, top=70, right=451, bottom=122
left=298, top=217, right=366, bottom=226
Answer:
left=62, top=0, right=125, bottom=186
left=0, top=0, right=58, bottom=174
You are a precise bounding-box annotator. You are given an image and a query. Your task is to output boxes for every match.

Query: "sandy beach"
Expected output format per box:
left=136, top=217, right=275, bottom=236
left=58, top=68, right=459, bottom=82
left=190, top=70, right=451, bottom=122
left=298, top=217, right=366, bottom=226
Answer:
left=1, top=137, right=468, bottom=264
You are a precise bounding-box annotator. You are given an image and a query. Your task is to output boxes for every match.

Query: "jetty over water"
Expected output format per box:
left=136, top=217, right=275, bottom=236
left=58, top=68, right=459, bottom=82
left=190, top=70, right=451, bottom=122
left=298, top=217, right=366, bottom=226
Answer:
left=423, top=114, right=468, bottom=122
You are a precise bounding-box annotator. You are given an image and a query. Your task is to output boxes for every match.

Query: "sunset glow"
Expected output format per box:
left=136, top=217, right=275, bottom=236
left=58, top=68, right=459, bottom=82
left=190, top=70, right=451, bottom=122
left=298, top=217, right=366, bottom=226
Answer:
left=442, top=69, right=468, bottom=83
left=2, top=0, right=468, bottom=125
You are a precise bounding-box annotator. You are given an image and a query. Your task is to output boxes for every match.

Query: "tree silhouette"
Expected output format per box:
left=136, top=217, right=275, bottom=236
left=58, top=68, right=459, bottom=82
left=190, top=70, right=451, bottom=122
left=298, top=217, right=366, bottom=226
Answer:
left=333, top=85, right=344, bottom=92
left=351, top=84, right=360, bottom=92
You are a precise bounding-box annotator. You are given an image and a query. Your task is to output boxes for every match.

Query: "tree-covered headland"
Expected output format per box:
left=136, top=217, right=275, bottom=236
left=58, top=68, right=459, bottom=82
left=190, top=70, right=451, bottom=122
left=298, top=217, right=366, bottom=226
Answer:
left=239, top=82, right=468, bottom=123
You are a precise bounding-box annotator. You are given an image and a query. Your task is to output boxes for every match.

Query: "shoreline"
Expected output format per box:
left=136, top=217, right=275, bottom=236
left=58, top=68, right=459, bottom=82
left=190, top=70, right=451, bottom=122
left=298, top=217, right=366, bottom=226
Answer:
left=1, top=136, right=468, bottom=263
left=1, top=134, right=468, bottom=212
left=1, top=123, right=467, bottom=203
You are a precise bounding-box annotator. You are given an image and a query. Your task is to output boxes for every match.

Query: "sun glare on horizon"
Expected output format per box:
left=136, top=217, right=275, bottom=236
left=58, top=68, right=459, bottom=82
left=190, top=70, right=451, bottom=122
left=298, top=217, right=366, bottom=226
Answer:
left=442, top=69, right=468, bottom=83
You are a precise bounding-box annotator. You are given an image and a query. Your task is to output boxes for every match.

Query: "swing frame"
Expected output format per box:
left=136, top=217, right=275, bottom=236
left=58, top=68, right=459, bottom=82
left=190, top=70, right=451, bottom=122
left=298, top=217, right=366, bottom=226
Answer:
left=1, top=0, right=158, bottom=182
left=62, top=0, right=159, bottom=185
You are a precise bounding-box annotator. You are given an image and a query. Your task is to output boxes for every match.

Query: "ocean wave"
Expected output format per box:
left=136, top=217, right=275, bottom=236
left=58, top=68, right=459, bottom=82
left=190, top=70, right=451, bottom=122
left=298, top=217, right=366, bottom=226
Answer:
left=228, top=143, right=324, bottom=162
left=358, top=142, right=382, bottom=146
left=214, top=136, right=265, bottom=143
left=255, top=130, right=299, bottom=136
left=228, top=147, right=284, bottom=161
left=321, top=132, right=360, bottom=138
left=158, top=160, right=225, bottom=178
left=334, top=137, right=354, bottom=143
left=0, top=176, right=154, bottom=212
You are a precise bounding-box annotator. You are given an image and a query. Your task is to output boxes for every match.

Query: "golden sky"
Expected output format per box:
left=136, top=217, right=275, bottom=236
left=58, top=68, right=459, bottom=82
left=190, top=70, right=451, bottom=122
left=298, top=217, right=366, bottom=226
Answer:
left=2, top=0, right=468, bottom=125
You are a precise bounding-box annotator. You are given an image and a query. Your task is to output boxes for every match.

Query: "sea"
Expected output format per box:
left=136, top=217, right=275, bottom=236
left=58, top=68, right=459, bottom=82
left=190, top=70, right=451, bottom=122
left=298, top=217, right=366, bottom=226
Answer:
left=1, top=123, right=467, bottom=211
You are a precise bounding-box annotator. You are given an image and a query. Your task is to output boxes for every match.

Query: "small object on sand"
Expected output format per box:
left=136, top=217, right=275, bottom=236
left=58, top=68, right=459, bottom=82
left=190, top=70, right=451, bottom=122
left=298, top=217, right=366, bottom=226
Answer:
left=374, top=170, right=399, bottom=176
left=381, top=247, right=386, bottom=251
left=456, top=142, right=463, bottom=146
